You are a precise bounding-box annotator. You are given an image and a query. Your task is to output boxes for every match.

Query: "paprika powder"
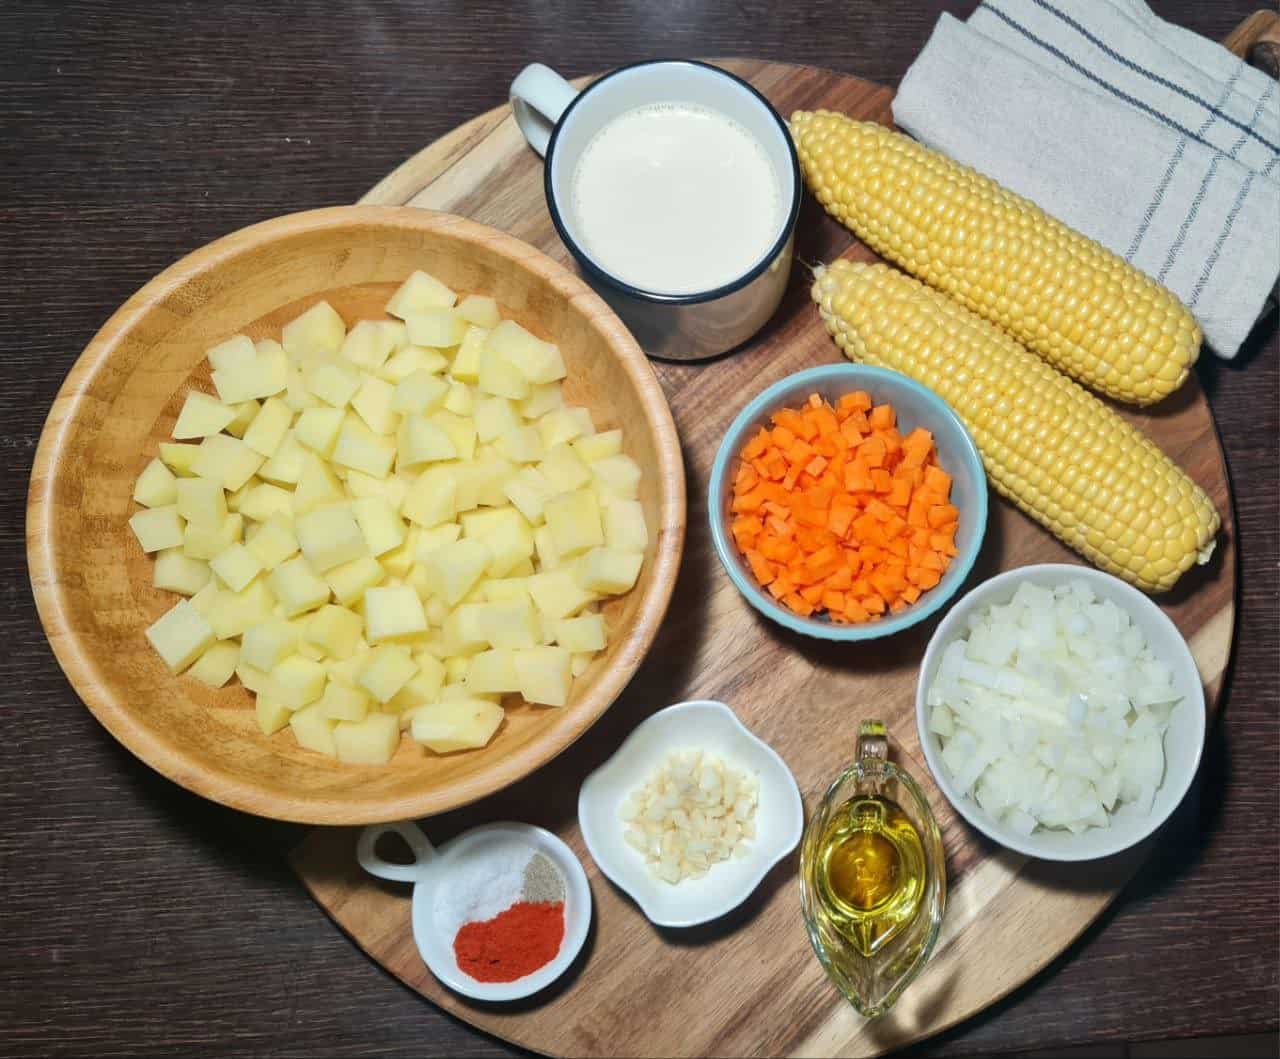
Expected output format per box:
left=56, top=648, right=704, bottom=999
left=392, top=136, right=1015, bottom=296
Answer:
left=452, top=899, right=566, bottom=983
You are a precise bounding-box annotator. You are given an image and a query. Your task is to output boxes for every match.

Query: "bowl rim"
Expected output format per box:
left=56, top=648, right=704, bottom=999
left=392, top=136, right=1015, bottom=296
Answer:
left=26, top=204, right=686, bottom=825
left=576, top=699, right=804, bottom=928
left=707, top=362, right=988, bottom=641
left=913, top=563, right=1208, bottom=862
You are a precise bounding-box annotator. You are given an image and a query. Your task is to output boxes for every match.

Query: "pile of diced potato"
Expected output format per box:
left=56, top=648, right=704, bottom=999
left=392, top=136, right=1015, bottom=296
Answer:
left=130, top=271, right=649, bottom=766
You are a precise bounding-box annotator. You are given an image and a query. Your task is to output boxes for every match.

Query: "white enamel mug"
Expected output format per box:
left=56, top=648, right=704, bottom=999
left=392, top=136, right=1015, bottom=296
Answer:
left=509, top=59, right=801, bottom=361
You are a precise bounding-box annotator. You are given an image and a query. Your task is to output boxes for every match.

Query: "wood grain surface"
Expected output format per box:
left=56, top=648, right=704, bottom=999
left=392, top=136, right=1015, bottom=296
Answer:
left=2, top=3, right=1276, bottom=1057
left=288, top=59, right=1235, bottom=1058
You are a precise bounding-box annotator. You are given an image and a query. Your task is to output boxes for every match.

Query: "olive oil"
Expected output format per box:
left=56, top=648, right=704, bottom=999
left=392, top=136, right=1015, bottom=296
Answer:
left=812, top=793, right=926, bottom=957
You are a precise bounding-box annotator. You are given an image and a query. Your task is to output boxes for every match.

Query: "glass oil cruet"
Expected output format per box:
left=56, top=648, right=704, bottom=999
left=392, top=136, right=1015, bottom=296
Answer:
left=800, top=721, right=946, bottom=1018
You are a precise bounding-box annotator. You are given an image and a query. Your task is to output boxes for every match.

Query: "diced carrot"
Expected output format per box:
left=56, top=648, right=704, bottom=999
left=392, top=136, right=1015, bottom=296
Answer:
left=866, top=498, right=895, bottom=522
left=828, top=504, right=855, bottom=537
left=859, top=436, right=886, bottom=468
left=928, top=504, right=960, bottom=528
left=923, top=464, right=952, bottom=498
left=912, top=568, right=942, bottom=590
left=862, top=594, right=887, bottom=615
left=800, top=583, right=826, bottom=606
left=746, top=550, right=775, bottom=585
left=845, top=460, right=874, bottom=493
left=901, top=427, right=934, bottom=469
left=783, top=592, right=815, bottom=617
left=901, top=585, right=922, bottom=604
left=869, top=404, right=896, bottom=431
left=742, top=429, right=769, bottom=460
left=870, top=468, right=892, bottom=494
left=771, top=425, right=796, bottom=450
left=886, top=476, right=912, bottom=509
left=824, top=566, right=853, bottom=592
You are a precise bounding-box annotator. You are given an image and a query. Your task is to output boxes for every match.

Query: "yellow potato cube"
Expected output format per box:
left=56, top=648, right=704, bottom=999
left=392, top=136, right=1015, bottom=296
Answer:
left=520, top=381, right=564, bottom=420
left=335, top=713, right=401, bottom=765
left=211, top=350, right=288, bottom=404
left=550, top=613, right=606, bottom=653
left=236, top=657, right=268, bottom=691
left=496, top=425, right=545, bottom=464
left=364, top=585, right=428, bottom=642
left=289, top=704, right=338, bottom=757
left=402, top=466, right=457, bottom=528
left=351, top=496, right=406, bottom=556
left=385, top=270, right=457, bottom=319
left=413, top=522, right=462, bottom=562
left=406, top=308, right=467, bottom=348
left=173, top=391, right=236, bottom=439
left=387, top=652, right=446, bottom=709
left=305, top=359, right=361, bottom=408
left=441, top=605, right=489, bottom=654
left=451, top=325, right=489, bottom=382
left=344, top=468, right=408, bottom=511
left=192, top=434, right=264, bottom=492
left=443, top=380, right=474, bottom=417
left=544, top=487, right=603, bottom=557
left=207, top=334, right=256, bottom=372
left=268, top=655, right=327, bottom=709
left=424, top=539, right=491, bottom=605
left=256, top=695, right=293, bottom=735
left=381, top=344, right=449, bottom=382
left=225, top=399, right=260, bottom=439
left=454, top=456, right=516, bottom=511
left=242, top=397, right=294, bottom=457
left=283, top=301, right=346, bottom=358
left=210, top=542, right=264, bottom=593
left=538, top=406, right=594, bottom=449
left=539, top=442, right=592, bottom=492
left=456, top=294, right=501, bottom=328
left=572, top=429, right=623, bottom=463
left=392, top=369, right=450, bottom=416
left=304, top=604, right=364, bottom=659
left=340, top=319, right=402, bottom=370
left=283, top=365, right=320, bottom=412
left=268, top=556, right=331, bottom=616
left=592, top=454, right=643, bottom=500
left=295, top=505, right=366, bottom=572
left=225, top=475, right=258, bottom=514
left=478, top=348, right=529, bottom=400
left=159, top=442, right=201, bottom=477
left=358, top=644, right=419, bottom=703
left=332, top=414, right=397, bottom=478
left=145, top=599, right=216, bottom=672
left=183, top=513, right=243, bottom=561
left=476, top=599, right=540, bottom=650
left=503, top=467, right=557, bottom=524
left=350, top=375, right=399, bottom=435
left=153, top=548, right=211, bottom=596
left=318, top=680, right=371, bottom=722
left=481, top=577, right=531, bottom=604
left=297, top=641, right=325, bottom=662
left=237, top=482, right=294, bottom=523
left=513, top=646, right=573, bottom=706
left=134, top=458, right=178, bottom=508
left=258, top=431, right=307, bottom=484
left=129, top=505, right=185, bottom=553
left=527, top=569, right=596, bottom=619
left=466, top=649, right=520, bottom=693
left=294, top=406, right=345, bottom=456
left=533, top=525, right=560, bottom=570
left=430, top=410, right=476, bottom=461
left=487, top=320, right=566, bottom=384
left=291, top=454, right=344, bottom=516
left=474, top=396, right=519, bottom=442
left=325, top=554, right=386, bottom=606
left=207, top=578, right=276, bottom=639
left=245, top=517, right=299, bottom=570
left=188, top=641, right=240, bottom=688
left=604, top=499, right=649, bottom=553
left=240, top=619, right=299, bottom=671
left=571, top=652, right=594, bottom=678
left=576, top=547, right=643, bottom=594
left=410, top=699, right=504, bottom=753
left=397, top=415, right=456, bottom=468
left=175, top=477, right=227, bottom=527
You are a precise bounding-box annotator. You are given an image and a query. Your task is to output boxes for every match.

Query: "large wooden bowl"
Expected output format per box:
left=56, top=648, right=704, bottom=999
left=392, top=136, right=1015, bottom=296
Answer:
left=27, top=206, right=685, bottom=824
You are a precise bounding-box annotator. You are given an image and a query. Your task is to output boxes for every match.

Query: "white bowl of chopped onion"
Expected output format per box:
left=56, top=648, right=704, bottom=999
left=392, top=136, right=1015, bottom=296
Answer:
left=915, top=564, right=1206, bottom=861
left=578, top=700, right=804, bottom=927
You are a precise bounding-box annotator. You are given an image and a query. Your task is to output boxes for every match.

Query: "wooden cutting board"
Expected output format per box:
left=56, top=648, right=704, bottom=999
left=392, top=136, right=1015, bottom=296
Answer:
left=290, top=59, right=1238, bottom=1057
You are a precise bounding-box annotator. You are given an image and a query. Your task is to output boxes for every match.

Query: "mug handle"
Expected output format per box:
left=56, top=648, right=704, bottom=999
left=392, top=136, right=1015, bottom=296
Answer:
left=356, top=820, right=438, bottom=883
left=509, top=63, right=580, bottom=157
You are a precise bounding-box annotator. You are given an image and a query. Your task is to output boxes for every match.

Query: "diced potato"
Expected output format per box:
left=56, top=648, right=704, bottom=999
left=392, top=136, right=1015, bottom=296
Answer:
left=291, top=453, right=344, bottom=515
left=237, top=482, right=293, bottom=523
left=475, top=599, right=540, bottom=650
left=305, top=359, right=362, bottom=408
left=381, top=344, right=449, bottom=383
left=466, top=649, right=520, bottom=693
left=424, top=539, right=491, bottom=605
left=210, top=542, right=264, bottom=593
left=192, top=434, right=264, bottom=492
left=410, top=699, right=504, bottom=753
left=350, top=375, right=399, bottom=435
left=482, top=577, right=531, bottom=604
left=392, top=369, right=450, bottom=416
left=188, top=641, right=240, bottom=687
left=572, top=429, right=623, bottom=463
left=503, top=467, right=557, bottom=524
left=358, top=644, right=419, bottom=703
left=242, top=397, right=294, bottom=457
left=134, top=458, right=178, bottom=508
left=533, top=525, right=560, bottom=570
left=364, top=585, right=428, bottom=643
left=283, top=366, right=320, bottom=412
left=451, top=325, right=488, bottom=382
left=592, top=454, right=643, bottom=500
left=386, top=270, right=457, bottom=319
left=487, top=320, right=566, bottom=384
left=304, top=604, right=364, bottom=660
left=153, top=548, right=211, bottom=596
left=207, top=578, right=276, bottom=640
left=344, top=468, right=408, bottom=511
left=268, top=556, right=331, bottom=616
left=513, top=646, right=573, bottom=706
left=297, top=641, right=325, bottom=662
left=325, top=554, right=386, bottom=606
left=268, top=655, right=327, bottom=709
left=397, top=415, right=456, bottom=468
left=258, top=431, right=307, bottom=484
left=289, top=704, right=338, bottom=756
left=173, top=392, right=236, bottom=439
left=550, top=613, right=606, bottom=653
left=340, top=319, right=402, bottom=370
left=207, top=334, right=256, bottom=372
left=295, top=505, right=367, bottom=572
left=413, top=522, right=462, bottom=563
left=544, top=487, right=603, bottom=557
left=520, top=381, right=565, bottom=419
left=225, top=400, right=260, bottom=439
left=527, top=569, right=596, bottom=619
left=189, top=581, right=220, bottom=618
left=571, top=652, right=594, bottom=678
left=454, top=456, right=516, bottom=511
left=351, top=496, right=406, bottom=556
left=538, top=406, right=594, bottom=449
left=175, top=477, right=227, bottom=527
left=430, top=410, right=476, bottom=461
left=406, top=308, right=467, bottom=348
left=497, top=425, right=545, bottom=464
left=211, top=350, right=288, bottom=404
left=183, top=513, right=243, bottom=561
left=240, top=619, right=299, bottom=671
left=604, top=498, right=648, bottom=553
left=159, top=442, right=201, bottom=477
left=456, top=294, right=501, bottom=328
left=576, top=547, right=643, bottom=594
left=335, top=713, right=401, bottom=765
left=283, top=301, right=346, bottom=359
left=145, top=599, right=216, bottom=672
left=318, top=680, right=371, bottom=722
left=245, top=516, right=299, bottom=570
left=386, top=652, right=446, bottom=712
left=294, top=406, right=345, bottom=456
left=443, top=380, right=474, bottom=416
left=540, top=442, right=592, bottom=492
left=332, top=414, right=397, bottom=478
left=256, top=696, right=293, bottom=735
left=130, top=506, right=186, bottom=553
left=478, top=348, right=529, bottom=400
left=402, top=466, right=457, bottom=528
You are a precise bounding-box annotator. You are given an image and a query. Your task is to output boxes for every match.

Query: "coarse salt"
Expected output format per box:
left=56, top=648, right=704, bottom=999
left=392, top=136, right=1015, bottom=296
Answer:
left=433, top=839, right=534, bottom=939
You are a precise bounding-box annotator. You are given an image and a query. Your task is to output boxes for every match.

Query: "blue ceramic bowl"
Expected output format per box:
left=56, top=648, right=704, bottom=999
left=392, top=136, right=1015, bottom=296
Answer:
left=708, top=364, right=988, bottom=641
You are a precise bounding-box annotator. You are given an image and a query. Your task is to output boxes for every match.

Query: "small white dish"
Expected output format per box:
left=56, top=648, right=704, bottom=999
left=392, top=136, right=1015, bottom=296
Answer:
left=356, top=819, right=591, bottom=1002
left=915, top=564, right=1207, bottom=862
left=578, top=699, right=804, bottom=928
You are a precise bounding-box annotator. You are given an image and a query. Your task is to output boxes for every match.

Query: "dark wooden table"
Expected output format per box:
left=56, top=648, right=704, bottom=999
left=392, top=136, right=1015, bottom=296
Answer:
left=3, top=2, right=1276, bottom=1056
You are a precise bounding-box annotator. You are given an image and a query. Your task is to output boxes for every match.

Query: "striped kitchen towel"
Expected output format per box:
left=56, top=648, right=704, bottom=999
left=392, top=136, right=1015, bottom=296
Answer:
left=892, top=0, right=1280, bottom=358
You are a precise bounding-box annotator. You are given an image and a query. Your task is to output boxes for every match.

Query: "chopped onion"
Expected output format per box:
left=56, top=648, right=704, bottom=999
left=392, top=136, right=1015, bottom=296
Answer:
left=928, top=580, right=1181, bottom=836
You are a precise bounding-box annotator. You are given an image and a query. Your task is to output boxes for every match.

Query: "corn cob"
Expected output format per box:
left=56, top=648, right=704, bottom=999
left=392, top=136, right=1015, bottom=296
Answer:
left=812, top=259, right=1218, bottom=592
left=791, top=110, right=1201, bottom=406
